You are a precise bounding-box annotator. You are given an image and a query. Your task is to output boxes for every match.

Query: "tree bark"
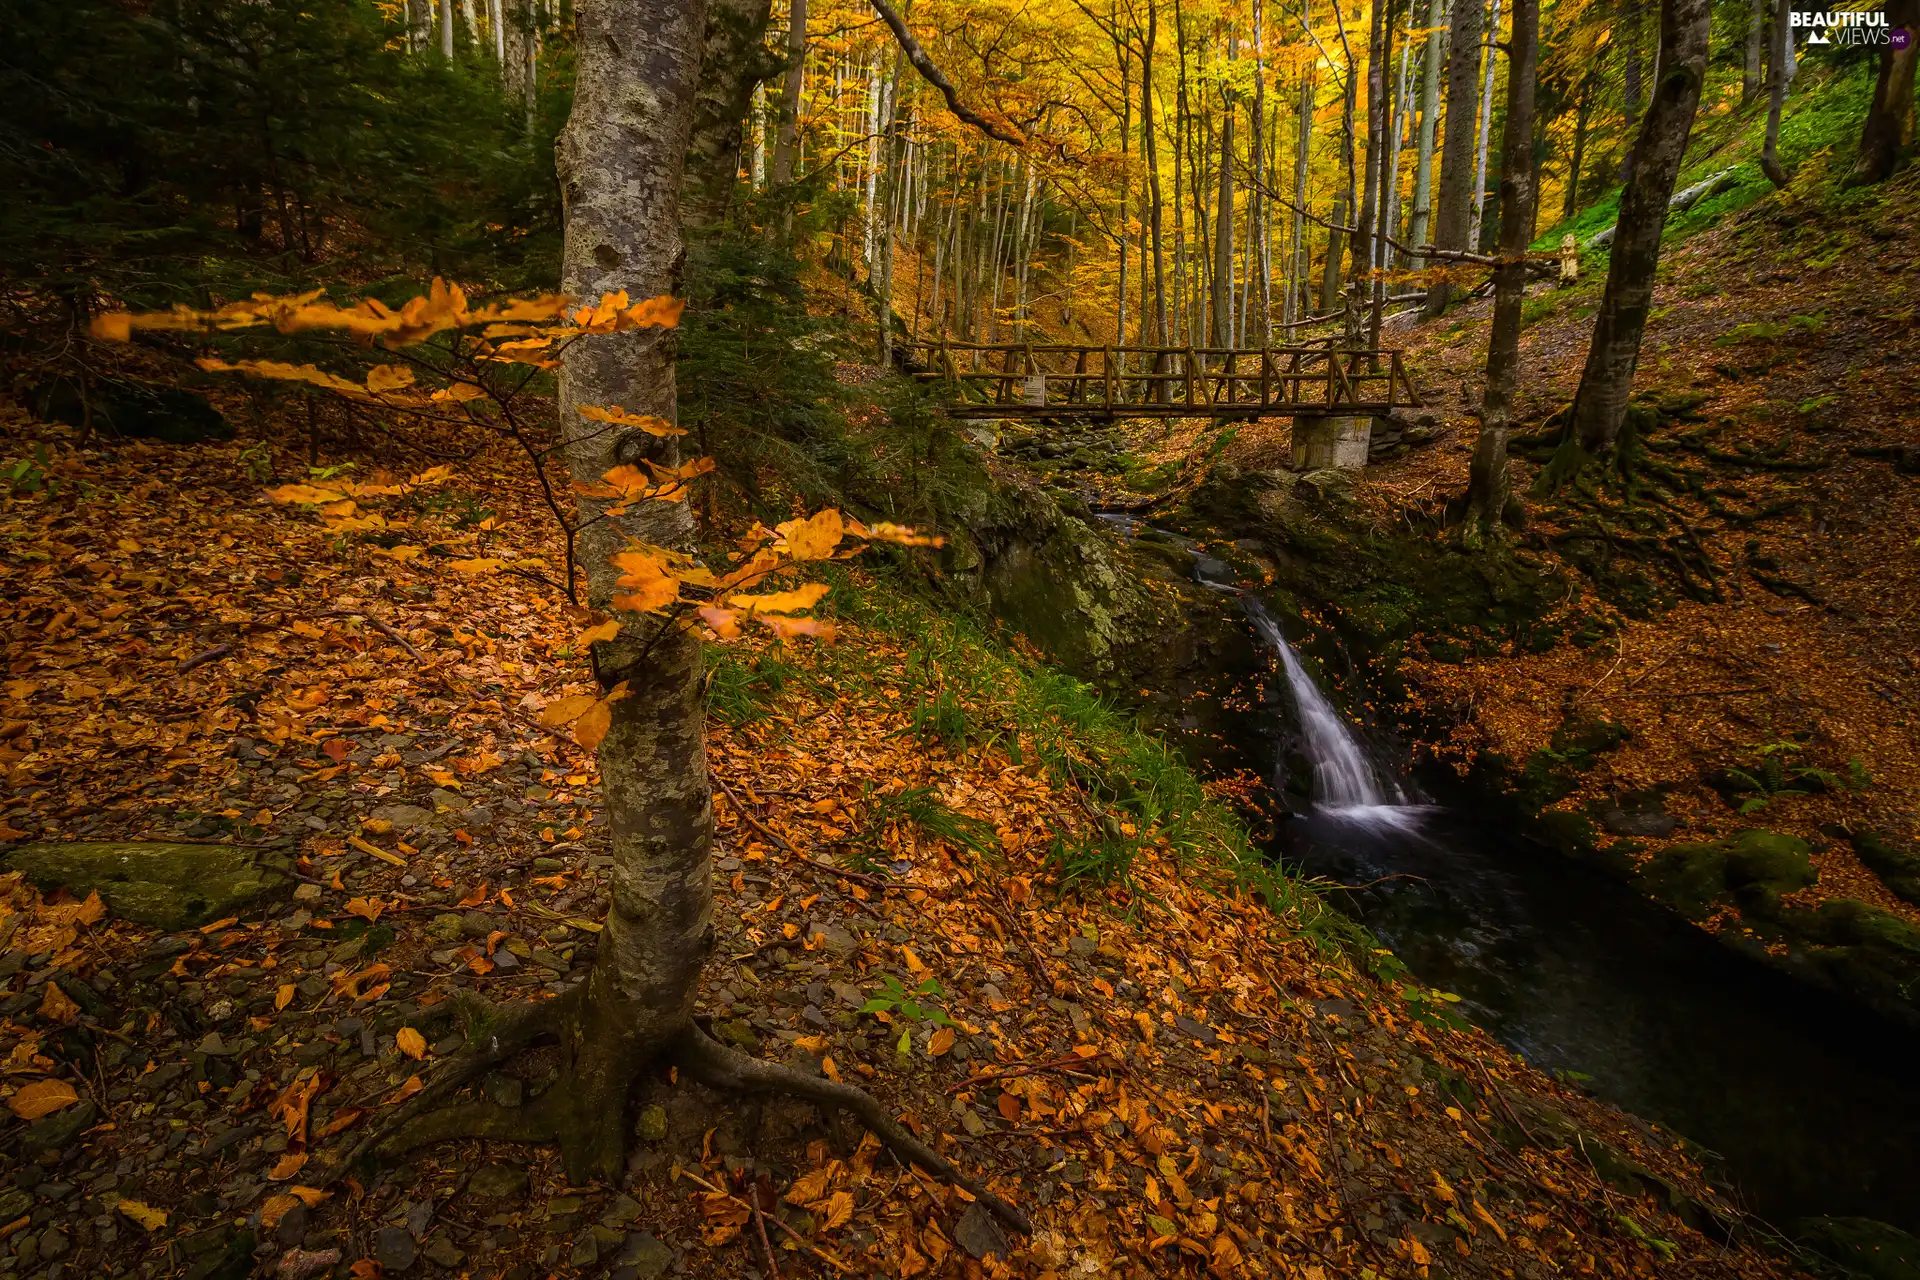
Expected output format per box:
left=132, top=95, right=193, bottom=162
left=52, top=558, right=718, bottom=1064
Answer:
left=1759, top=0, right=1792, bottom=187
left=1424, top=0, right=1482, bottom=316
left=1408, top=0, right=1444, bottom=266
left=1467, top=0, right=1501, bottom=250
left=1464, top=0, right=1536, bottom=544
left=439, top=0, right=456, bottom=57
left=407, top=0, right=435, bottom=53
left=549, top=0, right=714, bottom=1183
left=1541, top=0, right=1710, bottom=488
left=1561, top=71, right=1593, bottom=219
left=1288, top=57, right=1314, bottom=324
left=1349, top=0, right=1388, bottom=344
left=1212, top=64, right=1236, bottom=348
left=1849, top=0, right=1919, bottom=184
left=682, top=0, right=780, bottom=231
left=1742, top=0, right=1764, bottom=104
left=769, top=0, right=808, bottom=188
left=1144, top=3, right=1173, bottom=389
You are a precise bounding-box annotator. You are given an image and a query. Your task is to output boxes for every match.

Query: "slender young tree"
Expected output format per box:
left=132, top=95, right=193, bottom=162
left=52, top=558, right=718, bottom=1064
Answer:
left=1212, top=62, right=1237, bottom=347
left=1758, top=0, right=1792, bottom=187
left=1742, top=0, right=1764, bottom=104
left=1848, top=0, right=1919, bottom=184
left=1407, top=0, right=1444, bottom=263
left=1424, top=0, right=1483, bottom=315
left=1466, top=0, right=1501, bottom=249
left=1540, top=0, right=1711, bottom=488
left=1464, top=0, right=1537, bottom=545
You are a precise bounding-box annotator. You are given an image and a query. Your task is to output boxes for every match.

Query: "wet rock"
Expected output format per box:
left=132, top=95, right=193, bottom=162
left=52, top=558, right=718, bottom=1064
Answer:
left=469, top=1165, right=528, bottom=1199
left=806, top=922, right=857, bottom=957
left=481, top=1075, right=523, bottom=1109
left=21, top=1100, right=97, bottom=1154
left=374, top=1225, right=417, bottom=1272
left=2, top=842, right=290, bottom=928
left=1599, top=805, right=1677, bottom=839
left=1792, top=1216, right=1920, bottom=1280
left=615, top=1232, right=674, bottom=1278
left=421, top=1237, right=464, bottom=1269
left=955, top=1202, right=1009, bottom=1260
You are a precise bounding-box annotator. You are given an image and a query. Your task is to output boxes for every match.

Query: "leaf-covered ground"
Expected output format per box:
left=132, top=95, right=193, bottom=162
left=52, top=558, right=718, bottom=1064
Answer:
left=0, top=410, right=1804, bottom=1279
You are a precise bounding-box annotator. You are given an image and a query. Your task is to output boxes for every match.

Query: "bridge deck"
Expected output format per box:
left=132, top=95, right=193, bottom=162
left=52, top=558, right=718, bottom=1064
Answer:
left=906, top=341, right=1420, bottom=420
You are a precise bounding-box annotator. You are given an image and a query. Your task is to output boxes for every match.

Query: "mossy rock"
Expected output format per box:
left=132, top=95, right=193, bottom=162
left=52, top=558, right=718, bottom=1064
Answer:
left=1792, top=1216, right=1920, bottom=1280
left=2, top=841, right=291, bottom=929
left=1639, top=843, right=1730, bottom=920
left=1852, top=830, right=1920, bottom=908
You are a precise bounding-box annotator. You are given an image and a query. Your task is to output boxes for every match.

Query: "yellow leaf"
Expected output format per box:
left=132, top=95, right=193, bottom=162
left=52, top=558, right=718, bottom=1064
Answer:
left=697, top=606, right=741, bottom=639
left=38, top=982, right=79, bottom=1024
left=275, top=984, right=296, bottom=1011
left=90, top=312, right=133, bottom=342
left=610, top=548, right=679, bottom=613
left=1407, top=1236, right=1432, bottom=1266
left=573, top=700, right=614, bottom=752
left=7, top=1078, right=79, bottom=1119
left=823, top=1190, right=855, bottom=1231
left=375, top=544, right=425, bottom=562
left=576, top=404, right=685, bottom=436
left=538, top=694, right=599, bottom=728
left=776, top=509, right=845, bottom=561
left=344, top=896, right=384, bottom=922
left=927, top=1027, right=956, bottom=1057
left=727, top=583, right=830, bottom=615
left=395, top=1027, right=427, bottom=1060
left=348, top=834, right=408, bottom=866
left=116, top=1199, right=168, bottom=1231
left=259, top=1194, right=301, bottom=1230
left=449, top=558, right=504, bottom=575
left=1431, top=1170, right=1456, bottom=1203
left=785, top=1166, right=834, bottom=1204
left=265, top=482, right=350, bottom=506
left=365, top=364, right=415, bottom=393
left=576, top=620, right=620, bottom=646
left=289, top=1186, right=332, bottom=1208
left=267, top=1152, right=309, bottom=1182
left=385, top=1074, right=424, bottom=1105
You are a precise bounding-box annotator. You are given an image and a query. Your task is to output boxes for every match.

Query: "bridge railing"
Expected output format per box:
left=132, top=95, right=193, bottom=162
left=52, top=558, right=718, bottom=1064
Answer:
left=902, top=341, right=1420, bottom=418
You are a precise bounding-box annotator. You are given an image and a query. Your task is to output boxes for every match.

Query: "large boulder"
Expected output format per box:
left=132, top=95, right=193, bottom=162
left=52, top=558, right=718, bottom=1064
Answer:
left=1792, top=1217, right=1920, bottom=1280
left=2, top=841, right=291, bottom=928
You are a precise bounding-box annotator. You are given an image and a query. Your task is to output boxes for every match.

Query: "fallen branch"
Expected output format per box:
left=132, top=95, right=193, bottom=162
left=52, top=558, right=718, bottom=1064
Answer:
left=945, top=1050, right=1115, bottom=1094
left=674, top=1166, right=854, bottom=1274
left=322, top=609, right=423, bottom=660
left=714, top=774, right=890, bottom=889
left=177, top=643, right=234, bottom=673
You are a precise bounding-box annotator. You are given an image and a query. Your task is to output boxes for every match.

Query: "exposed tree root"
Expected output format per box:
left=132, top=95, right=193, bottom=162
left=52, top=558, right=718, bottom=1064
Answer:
left=325, top=1003, right=1033, bottom=1239
left=677, top=1026, right=1033, bottom=1235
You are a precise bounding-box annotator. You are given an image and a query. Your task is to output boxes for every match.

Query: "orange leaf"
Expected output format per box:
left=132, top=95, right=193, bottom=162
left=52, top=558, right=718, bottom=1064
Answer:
left=928, top=1027, right=956, bottom=1057
left=572, top=700, right=613, bottom=752
left=727, top=583, right=830, bottom=615
left=576, top=404, right=685, bottom=436
left=385, top=1075, right=424, bottom=1106
left=344, top=896, right=384, bottom=922
left=823, top=1191, right=855, bottom=1231
left=997, top=1093, right=1022, bottom=1123
left=38, top=983, right=79, bottom=1025
left=395, top=1027, right=427, bottom=1060
left=275, top=984, right=297, bottom=1011
left=776, top=509, right=846, bottom=561
left=576, top=620, right=620, bottom=646
left=7, top=1078, right=79, bottom=1119
left=538, top=694, right=599, bottom=728
left=268, top=1152, right=309, bottom=1182
left=318, top=1107, right=365, bottom=1139
left=457, top=883, right=490, bottom=908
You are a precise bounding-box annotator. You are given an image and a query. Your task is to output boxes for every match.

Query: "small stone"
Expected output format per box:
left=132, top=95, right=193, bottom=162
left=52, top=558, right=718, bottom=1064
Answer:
left=482, top=1075, right=524, bottom=1109
left=371, top=805, right=433, bottom=831
left=293, top=884, right=323, bottom=902
left=421, top=1237, right=463, bottom=1268
left=427, top=914, right=465, bottom=943
left=373, top=1226, right=416, bottom=1272
left=954, top=1202, right=1008, bottom=1260
left=805, top=922, right=857, bottom=956
left=37, top=1229, right=69, bottom=1260
left=1066, top=936, right=1097, bottom=957
left=617, top=1232, right=674, bottom=1278
left=635, top=1105, right=668, bottom=1141
left=601, top=1195, right=641, bottom=1227
left=529, top=948, right=568, bottom=973
left=1172, top=1014, right=1217, bottom=1046
left=469, top=1165, right=528, bottom=1199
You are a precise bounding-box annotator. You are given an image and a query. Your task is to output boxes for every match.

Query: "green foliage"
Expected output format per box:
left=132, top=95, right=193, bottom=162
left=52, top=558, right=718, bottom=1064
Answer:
left=1717, top=740, right=1864, bottom=813
left=0, top=0, right=564, bottom=310
left=2, top=446, right=59, bottom=501
left=852, top=785, right=996, bottom=867
left=860, top=975, right=955, bottom=1056
left=706, top=650, right=805, bottom=726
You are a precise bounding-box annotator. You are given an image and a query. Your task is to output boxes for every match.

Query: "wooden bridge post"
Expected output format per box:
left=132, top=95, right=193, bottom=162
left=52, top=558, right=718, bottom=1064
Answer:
left=1260, top=347, right=1271, bottom=411
left=1185, top=348, right=1197, bottom=409
left=1103, top=347, right=1115, bottom=413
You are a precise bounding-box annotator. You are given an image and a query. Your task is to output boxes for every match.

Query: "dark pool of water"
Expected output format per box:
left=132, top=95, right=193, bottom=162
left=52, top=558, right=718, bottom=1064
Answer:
left=1271, top=799, right=1920, bottom=1234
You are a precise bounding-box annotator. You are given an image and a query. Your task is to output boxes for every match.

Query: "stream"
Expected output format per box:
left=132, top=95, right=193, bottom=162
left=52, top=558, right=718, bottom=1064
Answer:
left=1110, top=515, right=1920, bottom=1235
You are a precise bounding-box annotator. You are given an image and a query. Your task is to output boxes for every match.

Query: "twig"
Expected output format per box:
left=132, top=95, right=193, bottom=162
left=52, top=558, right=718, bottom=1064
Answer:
left=989, top=895, right=1057, bottom=995
left=322, top=609, right=423, bottom=660
left=748, top=1183, right=783, bottom=1280
left=868, top=0, right=1025, bottom=145
left=713, top=775, right=889, bottom=889
left=674, top=1167, right=854, bottom=1274
left=177, top=643, right=233, bottom=674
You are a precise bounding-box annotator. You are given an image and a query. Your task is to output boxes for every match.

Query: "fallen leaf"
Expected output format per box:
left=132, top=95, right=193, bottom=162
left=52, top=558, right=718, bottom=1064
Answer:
left=384, top=1075, right=424, bottom=1106
left=268, top=1152, right=309, bottom=1182
left=928, top=1027, right=956, bottom=1056
left=37, top=983, right=80, bottom=1024
left=823, top=1190, right=855, bottom=1231
left=117, top=1199, right=168, bottom=1231
left=276, top=984, right=297, bottom=1011
left=395, top=1027, right=427, bottom=1060
left=7, top=1078, right=79, bottom=1119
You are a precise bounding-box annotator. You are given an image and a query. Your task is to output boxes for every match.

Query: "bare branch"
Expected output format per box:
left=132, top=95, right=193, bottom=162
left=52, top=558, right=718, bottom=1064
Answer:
left=868, top=0, right=1026, bottom=146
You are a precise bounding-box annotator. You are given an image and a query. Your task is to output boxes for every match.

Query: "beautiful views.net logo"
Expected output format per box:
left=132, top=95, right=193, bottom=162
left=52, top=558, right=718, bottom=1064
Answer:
left=1791, top=7, right=1910, bottom=46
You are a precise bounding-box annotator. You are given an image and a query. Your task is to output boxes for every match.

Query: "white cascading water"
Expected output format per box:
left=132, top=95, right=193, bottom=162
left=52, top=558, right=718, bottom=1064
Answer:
left=1245, top=600, right=1415, bottom=825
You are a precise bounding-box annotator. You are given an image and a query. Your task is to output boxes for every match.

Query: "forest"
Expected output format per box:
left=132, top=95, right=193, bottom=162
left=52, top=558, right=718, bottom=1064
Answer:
left=1, top=0, right=1918, bottom=1277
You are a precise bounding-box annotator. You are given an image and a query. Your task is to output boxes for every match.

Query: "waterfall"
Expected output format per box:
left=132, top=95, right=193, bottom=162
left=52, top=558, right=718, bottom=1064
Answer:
left=1245, top=600, right=1410, bottom=817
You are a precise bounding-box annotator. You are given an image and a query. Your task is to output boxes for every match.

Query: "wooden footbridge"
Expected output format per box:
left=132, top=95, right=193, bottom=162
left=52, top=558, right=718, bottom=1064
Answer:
left=905, top=340, right=1421, bottom=420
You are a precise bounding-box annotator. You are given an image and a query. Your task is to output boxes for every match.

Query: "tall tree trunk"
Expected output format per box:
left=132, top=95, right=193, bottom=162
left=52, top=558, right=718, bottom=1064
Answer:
left=1759, top=0, right=1793, bottom=187
left=682, top=0, right=780, bottom=232
left=1331, top=8, right=1360, bottom=318
left=407, top=0, right=434, bottom=52
left=1115, top=19, right=1132, bottom=346
left=1848, top=0, right=1919, bottom=184
left=1251, top=0, right=1270, bottom=345
left=548, top=0, right=713, bottom=1182
left=1541, top=0, right=1710, bottom=488
left=1145, top=4, right=1172, bottom=389
left=1424, top=0, right=1483, bottom=316
left=875, top=46, right=910, bottom=360
left=1619, top=0, right=1642, bottom=179
left=489, top=0, right=506, bottom=65
left=1212, top=70, right=1237, bottom=348
left=1287, top=57, right=1314, bottom=324
left=1467, top=0, right=1501, bottom=250
left=1464, top=0, right=1536, bottom=543
left=1742, top=0, right=1764, bottom=103
left=439, top=0, right=455, bottom=57
left=1408, top=0, right=1444, bottom=264
left=1320, top=195, right=1346, bottom=311
left=1562, top=72, right=1593, bottom=219
left=1349, top=0, right=1389, bottom=344
left=769, top=0, right=808, bottom=188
